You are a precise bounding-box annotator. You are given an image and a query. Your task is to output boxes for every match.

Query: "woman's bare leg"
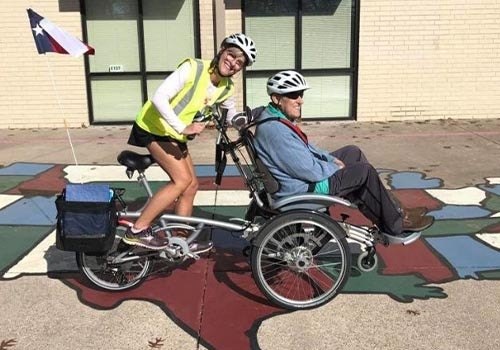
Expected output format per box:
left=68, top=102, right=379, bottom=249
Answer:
left=133, top=141, right=193, bottom=230
left=174, top=153, right=198, bottom=217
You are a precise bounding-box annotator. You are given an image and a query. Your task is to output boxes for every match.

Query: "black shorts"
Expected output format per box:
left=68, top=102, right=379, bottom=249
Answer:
left=128, top=123, right=188, bottom=153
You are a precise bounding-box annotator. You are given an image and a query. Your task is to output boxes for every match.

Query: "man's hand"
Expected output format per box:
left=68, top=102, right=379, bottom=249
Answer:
left=333, top=158, right=345, bottom=169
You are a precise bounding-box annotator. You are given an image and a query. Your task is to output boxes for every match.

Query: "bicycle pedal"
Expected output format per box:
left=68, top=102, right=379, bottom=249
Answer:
left=187, top=252, right=201, bottom=260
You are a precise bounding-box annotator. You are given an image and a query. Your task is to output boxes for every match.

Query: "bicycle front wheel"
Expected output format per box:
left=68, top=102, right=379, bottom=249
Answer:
left=251, top=211, right=351, bottom=310
left=76, top=227, right=152, bottom=291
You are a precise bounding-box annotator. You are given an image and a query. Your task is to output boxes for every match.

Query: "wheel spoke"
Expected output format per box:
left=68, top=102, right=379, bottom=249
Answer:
left=253, top=212, right=351, bottom=309
left=77, top=236, right=151, bottom=291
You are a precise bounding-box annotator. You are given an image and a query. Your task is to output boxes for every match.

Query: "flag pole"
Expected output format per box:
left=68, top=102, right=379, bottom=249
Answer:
left=44, top=54, right=79, bottom=166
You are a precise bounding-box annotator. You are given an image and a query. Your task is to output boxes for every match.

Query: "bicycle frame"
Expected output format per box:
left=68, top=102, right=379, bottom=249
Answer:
left=117, top=169, right=254, bottom=239
left=76, top=106, right=421, bottom=308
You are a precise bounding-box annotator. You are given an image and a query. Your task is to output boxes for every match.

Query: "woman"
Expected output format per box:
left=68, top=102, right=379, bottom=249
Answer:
left=124, top=33, right=257, bottom=252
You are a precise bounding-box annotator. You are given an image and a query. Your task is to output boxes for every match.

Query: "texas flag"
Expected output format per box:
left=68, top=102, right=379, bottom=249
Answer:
left=27, top=8, right=94, bottom=57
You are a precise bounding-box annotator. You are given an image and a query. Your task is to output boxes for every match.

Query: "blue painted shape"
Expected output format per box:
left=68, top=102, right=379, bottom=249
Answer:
left=389, top=171, right=441, bottom=189
left=0, top=163, right=53, bottom=176
left=479, top=184, right=500, bottom=196
left=195, top=165, right=240, bottom=177
left=428, top=205, right=491, bottom=220
left=0, top=196, right=57, bottom=226
left=426, top=235, right=500, bottom=279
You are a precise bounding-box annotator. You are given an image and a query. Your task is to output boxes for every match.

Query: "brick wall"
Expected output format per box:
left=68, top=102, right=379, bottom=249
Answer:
left=358, top=0, right=500, bottom=121
left=199, top=0, right=215, bottom=59
left=6, top=1, right=496, bottom=128
left=0, top=1, right=88, bottom=128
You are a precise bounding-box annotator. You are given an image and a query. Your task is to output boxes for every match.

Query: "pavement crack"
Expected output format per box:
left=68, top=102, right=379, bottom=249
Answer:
left=455, top=124, right=500, bottom=146
left=196, top=251, right=212, bottom=349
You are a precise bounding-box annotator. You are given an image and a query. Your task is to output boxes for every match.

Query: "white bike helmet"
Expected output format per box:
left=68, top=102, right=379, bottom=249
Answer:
left=223, top=33, right=257, bottom=66
left=267, top=70, right=310, bottom=95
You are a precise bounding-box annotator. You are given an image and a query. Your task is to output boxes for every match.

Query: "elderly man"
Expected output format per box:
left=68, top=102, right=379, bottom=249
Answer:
left=252, top=70, right=433, bottom=242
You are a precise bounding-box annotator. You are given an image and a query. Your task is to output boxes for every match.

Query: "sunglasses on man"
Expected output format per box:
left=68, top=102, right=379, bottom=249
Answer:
left=283, top=90, right=304, bottom=100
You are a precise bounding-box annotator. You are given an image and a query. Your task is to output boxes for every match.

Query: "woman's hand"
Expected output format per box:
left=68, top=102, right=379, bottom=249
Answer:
left=182, top=122, right=206, bottom=137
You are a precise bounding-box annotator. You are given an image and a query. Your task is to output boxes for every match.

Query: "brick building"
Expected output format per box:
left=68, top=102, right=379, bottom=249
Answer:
left=1, top=0, right=499, bottom=128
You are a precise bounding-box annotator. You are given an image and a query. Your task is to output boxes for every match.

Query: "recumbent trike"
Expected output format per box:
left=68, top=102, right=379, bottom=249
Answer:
left=56, top=105, right=420, bottom=310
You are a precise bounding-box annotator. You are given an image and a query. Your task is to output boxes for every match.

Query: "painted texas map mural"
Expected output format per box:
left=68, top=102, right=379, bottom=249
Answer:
left=1, top=162, right=499, bottom=349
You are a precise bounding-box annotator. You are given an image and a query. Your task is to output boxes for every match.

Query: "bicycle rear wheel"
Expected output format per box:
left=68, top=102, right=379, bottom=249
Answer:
left=251, top=211, right=351, bottom=310
left=76, top=227, right=152, bottom=291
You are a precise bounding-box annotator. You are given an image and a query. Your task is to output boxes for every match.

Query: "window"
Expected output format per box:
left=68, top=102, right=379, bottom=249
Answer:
left=244, top=0, right=358, bottom=119
left=83, top=0, right=199, bottom=123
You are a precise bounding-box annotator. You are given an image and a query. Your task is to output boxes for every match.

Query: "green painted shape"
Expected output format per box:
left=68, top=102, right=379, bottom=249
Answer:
left=193, top=206, right=247, bottom=221
left=483, top=193, right=500, bottom=212
left=0, top=175, right=32, bottom=193
left=0, top=225, right=52, bottom=273
left=343, top=268, right=447, bottom=302
left=423, top=218, right=500, bottom=237
left=477, top=269, right=500, bottom=279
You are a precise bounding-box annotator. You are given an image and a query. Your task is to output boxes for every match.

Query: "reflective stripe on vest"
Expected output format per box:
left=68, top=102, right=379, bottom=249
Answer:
left=172, top=61, right=204, bottom=116
left=135, top=58, right=234, bottom=142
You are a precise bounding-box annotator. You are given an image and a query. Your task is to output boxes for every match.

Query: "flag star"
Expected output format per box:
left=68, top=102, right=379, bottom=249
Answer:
left=32, top=24, right=44, bottom=36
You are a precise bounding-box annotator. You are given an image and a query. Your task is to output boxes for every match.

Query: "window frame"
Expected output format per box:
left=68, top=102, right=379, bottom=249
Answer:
left=242, top=0, right=359, bottom=120
left=80, top=0, right=201, bottom=124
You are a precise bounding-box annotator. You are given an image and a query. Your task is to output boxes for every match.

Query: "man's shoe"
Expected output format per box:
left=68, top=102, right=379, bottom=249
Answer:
left=189, top=240, right=214, bottom=254
left=403, top=207, right=427, bottom=218
left=402, top=215, right=434, bottom=232
left=123, top=226, right=169, bottom=250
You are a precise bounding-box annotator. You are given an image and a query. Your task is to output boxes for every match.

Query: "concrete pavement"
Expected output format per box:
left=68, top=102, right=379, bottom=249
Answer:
left=0, top=118, right=500, bottom=349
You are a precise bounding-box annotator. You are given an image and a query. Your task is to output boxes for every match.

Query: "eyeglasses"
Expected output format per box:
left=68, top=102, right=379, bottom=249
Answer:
left=283, top=91, right=304, bottom=100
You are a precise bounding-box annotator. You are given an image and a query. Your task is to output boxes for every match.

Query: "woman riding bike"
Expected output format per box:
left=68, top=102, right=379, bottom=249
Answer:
left=124, top=33, right=257, bottom=252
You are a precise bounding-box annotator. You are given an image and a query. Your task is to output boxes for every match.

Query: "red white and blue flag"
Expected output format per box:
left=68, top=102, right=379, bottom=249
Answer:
left=27, top=8, right=94, bottom=57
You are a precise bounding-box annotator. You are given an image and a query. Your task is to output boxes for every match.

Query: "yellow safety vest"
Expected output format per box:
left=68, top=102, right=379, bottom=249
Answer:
left=135, top=58, right=234, bottom=142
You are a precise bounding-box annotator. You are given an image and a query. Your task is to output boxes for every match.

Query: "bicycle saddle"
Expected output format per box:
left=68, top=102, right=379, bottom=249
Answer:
left=117, top=150, right=156, bottom=172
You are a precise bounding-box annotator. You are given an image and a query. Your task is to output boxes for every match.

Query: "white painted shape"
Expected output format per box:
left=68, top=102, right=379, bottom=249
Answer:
left=476, top=233, right=500, bottom=249
left=486, top=177, right=500, bottom=185
left=64, top=165, right=169, bottom=183
left=491, top=212, right=500, bottom=218
left=426, top=187, right=486, bottom=206
left=0, top=194, right=22, bottom=209
left=194, top=190, right=251, bottom=206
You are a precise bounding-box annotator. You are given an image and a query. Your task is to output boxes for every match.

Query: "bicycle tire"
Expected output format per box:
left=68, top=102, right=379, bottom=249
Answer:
left=76, top=227, right=152, bottom=291
left=251, top=210, right=351, bottom=310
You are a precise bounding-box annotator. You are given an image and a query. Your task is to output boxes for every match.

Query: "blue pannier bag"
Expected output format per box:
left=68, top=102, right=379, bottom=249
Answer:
left=55, top=184, right=116, bottom=254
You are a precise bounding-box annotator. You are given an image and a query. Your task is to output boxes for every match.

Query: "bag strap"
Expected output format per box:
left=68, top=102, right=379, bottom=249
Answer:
left=254, top=117, right=308, bottom=144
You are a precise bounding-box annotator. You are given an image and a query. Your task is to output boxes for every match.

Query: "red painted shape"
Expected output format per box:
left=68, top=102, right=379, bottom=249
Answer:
left=197, top=176, right=247, bottom=190
left=329, top=205, right=372, bottom=226
left=377, top=240, right=455, bottom=283
left=201, top=269, right=284, bottom=350
left=391, top=189, right=442, bottom=212
left=7, top=164, right=67, bottom=195
left=68, top=252, right=287, bottom=350
left=484, top=222, right=500, bottom=233
left=70, top=259, right=209, bottom=334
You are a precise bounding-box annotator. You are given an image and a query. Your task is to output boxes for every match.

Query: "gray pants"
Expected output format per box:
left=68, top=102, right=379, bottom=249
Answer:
left=329, top=145, right=403, bottom=235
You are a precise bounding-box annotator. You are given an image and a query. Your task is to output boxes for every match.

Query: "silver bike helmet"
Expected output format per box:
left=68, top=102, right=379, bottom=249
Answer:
left=223, top=33, right=257, bottom=66
left=267, top=70, right=310, bottom=95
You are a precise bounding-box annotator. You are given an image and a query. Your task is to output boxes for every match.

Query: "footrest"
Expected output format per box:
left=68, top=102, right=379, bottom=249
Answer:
left=381, top=231, right=422, bottom=245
